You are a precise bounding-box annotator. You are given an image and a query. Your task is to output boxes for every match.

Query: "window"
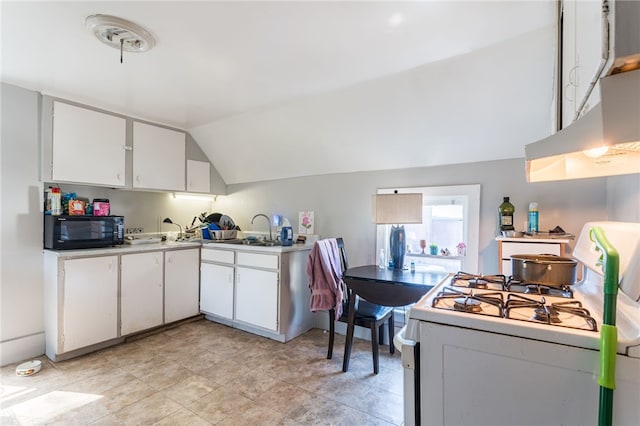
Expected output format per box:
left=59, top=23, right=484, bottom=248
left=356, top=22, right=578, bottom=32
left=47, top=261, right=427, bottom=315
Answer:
left=376, top=184, right=480, bottom=273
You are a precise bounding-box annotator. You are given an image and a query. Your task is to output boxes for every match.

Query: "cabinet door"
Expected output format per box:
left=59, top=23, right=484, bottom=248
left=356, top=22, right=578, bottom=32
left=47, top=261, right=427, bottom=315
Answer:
left=187, top=160, right=211, bottom=193
left=235, top=267, right=278, bottom=331
left=200, top=262, right=234, bottom=319
left=132, top=122, right=186, bottom=191
left=562, top=0, right=603, bottom=127
left=165, top=249, right=200, bottom=323
left=52, top=102, right=126, bottom=186
left=121, top=251, right=164, bottom=335
left=62, top=256, right=118, bottom=352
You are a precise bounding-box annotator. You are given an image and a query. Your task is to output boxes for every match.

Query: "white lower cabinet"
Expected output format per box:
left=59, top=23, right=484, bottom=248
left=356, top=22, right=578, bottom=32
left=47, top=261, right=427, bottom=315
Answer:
left=236, top=266, right=278, bottom=331
left=165, top=248, right=200, bottom=323
left=45, top=253, right=119, bottom=361
left=200, top=262, right=235, bottom=319
left=200, top=246, right=313, bottom=342
left=44, top=244, right=201, bottom=361
left=121, top=251, right=164, bottom=335
left=62, top=256, right=119, bottom=352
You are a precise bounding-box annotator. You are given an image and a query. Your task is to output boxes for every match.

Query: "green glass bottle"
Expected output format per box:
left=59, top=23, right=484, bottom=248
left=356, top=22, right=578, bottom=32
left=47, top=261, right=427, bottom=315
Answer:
left=498, top=196, right=515, bottom=231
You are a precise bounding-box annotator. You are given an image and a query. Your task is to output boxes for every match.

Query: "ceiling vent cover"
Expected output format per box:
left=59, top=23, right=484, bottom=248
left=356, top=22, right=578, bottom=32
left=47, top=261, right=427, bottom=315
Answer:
left=85, top=14, right=156, bottom=53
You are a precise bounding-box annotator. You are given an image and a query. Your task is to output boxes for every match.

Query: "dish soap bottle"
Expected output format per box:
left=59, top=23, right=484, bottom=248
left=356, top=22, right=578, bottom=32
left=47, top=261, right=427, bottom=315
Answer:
left=498, top=196, right=515, bottom=232
left=379, top=249, right=386, bottom=269
left=528, top=202, right=539, bottom=234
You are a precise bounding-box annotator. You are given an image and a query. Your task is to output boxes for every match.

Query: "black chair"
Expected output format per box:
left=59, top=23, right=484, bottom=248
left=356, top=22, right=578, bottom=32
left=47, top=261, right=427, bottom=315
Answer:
left=327, top=238, right=394, bottom=374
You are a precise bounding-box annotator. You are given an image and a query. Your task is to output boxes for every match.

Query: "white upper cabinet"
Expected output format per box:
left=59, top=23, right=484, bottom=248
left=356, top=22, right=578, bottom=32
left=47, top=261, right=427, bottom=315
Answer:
left=133, top=122, right=186, bottom=191
left=186, top=160, right=211, bottom=193
left=562, top=0, right=604, bottom=128
left=51, top=101, right=126, bottom=186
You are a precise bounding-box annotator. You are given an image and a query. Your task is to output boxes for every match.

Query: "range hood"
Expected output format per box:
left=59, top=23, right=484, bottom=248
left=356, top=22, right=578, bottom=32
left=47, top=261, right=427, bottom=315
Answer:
left=526, top=69, right=640, bottom=182
left=525, top=0, right=640, bottom=182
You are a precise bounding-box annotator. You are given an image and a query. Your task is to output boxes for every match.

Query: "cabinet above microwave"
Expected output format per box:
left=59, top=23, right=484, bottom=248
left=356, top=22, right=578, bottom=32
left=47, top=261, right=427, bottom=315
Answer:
left=41, top=97, right=223, bottom=194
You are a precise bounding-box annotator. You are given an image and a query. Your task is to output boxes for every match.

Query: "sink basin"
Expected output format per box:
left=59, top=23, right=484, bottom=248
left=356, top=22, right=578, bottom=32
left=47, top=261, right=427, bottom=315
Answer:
left=210, top=238, right=280, bottom=246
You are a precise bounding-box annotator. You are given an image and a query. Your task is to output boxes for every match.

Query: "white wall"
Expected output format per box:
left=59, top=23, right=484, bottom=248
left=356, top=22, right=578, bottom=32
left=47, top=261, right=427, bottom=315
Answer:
left=1, top=83, right=45, bottom=365
left=215, top=159, right=609, bottom=274
left=607, top=174, right=640, bottom=222
left=191, top=27, right=556, bottom=184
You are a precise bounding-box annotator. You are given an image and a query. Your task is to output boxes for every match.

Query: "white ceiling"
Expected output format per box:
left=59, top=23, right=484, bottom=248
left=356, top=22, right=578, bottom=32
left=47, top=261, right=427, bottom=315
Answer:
left=1, top=1, right=558, bottom=185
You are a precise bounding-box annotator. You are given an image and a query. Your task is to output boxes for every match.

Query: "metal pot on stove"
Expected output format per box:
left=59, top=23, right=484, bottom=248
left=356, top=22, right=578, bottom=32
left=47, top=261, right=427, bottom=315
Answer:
left=511, top=254, right=577, bottom=287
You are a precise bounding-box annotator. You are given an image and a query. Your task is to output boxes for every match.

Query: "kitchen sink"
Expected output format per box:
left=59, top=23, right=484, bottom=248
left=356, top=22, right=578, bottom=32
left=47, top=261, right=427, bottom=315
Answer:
left=210, top=238, right=281, bottom=246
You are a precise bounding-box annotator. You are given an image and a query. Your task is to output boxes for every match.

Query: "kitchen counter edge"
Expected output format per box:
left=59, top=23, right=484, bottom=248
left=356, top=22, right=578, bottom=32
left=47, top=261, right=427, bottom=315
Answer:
left=44, top=240, right=312, bottom=258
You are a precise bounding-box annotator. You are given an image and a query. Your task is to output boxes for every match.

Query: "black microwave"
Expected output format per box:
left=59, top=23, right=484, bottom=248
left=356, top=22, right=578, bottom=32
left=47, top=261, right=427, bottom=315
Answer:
left=44, top=215, right=124, bottom=250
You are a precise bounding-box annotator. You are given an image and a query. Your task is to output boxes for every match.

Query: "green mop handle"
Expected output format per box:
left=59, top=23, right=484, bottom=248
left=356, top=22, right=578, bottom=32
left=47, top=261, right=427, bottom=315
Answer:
left=591, top=226, right=619, bottom=426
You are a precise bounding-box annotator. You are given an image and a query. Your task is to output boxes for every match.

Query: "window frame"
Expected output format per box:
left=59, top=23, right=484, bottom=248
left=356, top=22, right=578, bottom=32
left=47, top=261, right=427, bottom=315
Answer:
left=375, top=184, right=480, bottom=273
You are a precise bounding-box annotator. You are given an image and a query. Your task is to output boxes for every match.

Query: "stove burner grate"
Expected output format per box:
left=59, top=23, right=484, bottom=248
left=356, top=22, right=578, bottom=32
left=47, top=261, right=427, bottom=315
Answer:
left=451, top=272, right=507, bottom=289
left=506, top=277, right=573, bottom=298
left=432, top=287, right=504, bottom=317
left=504, top=294, right=597, bottom=331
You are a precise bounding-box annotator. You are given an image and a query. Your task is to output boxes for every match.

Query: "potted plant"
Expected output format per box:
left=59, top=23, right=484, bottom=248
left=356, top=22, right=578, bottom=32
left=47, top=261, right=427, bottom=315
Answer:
left=429, top=243, right=438, bottom=255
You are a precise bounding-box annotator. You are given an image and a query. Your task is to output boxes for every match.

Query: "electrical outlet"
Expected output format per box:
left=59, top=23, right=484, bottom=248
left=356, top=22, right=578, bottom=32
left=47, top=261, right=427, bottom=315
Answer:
left=126, top=227, right=144, bottom=234
left=135, top=227, right=144, bottom=234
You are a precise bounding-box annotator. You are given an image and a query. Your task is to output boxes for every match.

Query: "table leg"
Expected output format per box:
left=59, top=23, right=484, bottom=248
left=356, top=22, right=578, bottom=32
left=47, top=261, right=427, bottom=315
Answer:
left=342, top=289, right=357, bottom=372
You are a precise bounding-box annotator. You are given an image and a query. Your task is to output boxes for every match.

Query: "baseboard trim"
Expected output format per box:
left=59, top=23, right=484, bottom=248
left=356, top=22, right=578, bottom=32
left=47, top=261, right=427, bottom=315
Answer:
left=0, top=332, right=45, bottom=367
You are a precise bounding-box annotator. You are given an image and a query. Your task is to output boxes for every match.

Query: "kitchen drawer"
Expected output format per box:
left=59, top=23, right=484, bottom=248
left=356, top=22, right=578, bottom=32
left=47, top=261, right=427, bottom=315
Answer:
left=201, top=248, right=235, bottom=264
left=237, top=252, right=278, bottom=269
left=501, top=242, right=561, bottom=258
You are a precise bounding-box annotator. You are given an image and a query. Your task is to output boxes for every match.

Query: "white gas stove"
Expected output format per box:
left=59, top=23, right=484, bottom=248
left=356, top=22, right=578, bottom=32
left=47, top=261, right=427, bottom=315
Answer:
left=396, top=221, right=640, bottom=426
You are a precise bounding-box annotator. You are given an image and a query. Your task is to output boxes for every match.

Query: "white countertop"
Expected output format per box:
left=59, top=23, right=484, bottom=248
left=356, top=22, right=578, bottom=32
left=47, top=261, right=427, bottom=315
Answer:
left=495, top=236, right=573, bottom=244
left=43, top=240, right=202, bottom=258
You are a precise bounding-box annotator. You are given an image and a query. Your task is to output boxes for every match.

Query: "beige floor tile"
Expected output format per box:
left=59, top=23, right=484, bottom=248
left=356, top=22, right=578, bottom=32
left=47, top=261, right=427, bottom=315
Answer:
left=111, top=391, right=182, bottom=425
left=160, top=373, right=217, bottom=406
left=4, top=321, right=404, bottom=425
left=186, top=387, right=254, bottom=424
left=152, top=407, right=212, bottom=426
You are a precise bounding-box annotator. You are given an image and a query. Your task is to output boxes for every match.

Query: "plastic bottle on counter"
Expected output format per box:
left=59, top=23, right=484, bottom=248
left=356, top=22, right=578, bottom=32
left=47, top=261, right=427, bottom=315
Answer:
left=50, top=187, right=62, bottom=216
left=379, top=249, right=386, bottom=269
left=528, top=202, right=539, bottom=234
left=498, top=196, right=515, bottom=232
left=44, top=186, right=52, bottom=214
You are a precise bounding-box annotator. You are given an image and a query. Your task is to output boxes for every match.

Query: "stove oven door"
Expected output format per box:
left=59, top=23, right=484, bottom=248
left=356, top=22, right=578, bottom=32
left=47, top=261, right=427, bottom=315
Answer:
left=418, top=321, right=640, bottom=425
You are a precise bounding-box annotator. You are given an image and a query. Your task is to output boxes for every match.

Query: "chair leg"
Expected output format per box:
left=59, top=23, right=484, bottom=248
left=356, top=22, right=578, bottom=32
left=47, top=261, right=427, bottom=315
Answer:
left=370, top=322, right=379, bottom=374
left=389, top=313, right=395, bottom=354
left=327, top=309, right=335, bottom=359
left=378, top=321, right=385, bottom=345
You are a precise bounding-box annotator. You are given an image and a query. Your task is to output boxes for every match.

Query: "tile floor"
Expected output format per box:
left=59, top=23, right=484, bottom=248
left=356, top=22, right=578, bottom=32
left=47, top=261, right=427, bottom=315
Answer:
left=1, top=320, right=404, bottom=425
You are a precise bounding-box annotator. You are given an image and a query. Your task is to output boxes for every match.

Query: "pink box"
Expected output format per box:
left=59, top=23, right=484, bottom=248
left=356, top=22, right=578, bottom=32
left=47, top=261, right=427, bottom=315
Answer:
left=93, top=200, right=110, bottom=216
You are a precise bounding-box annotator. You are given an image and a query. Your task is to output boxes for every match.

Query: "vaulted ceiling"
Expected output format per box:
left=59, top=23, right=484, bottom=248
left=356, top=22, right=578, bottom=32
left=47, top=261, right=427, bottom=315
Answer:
left=2, top=1, right=557, bottom=184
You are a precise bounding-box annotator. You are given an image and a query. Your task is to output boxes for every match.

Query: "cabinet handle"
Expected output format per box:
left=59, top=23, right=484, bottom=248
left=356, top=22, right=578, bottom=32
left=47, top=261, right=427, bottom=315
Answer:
left=564, top=83, right=574, bottom=102
left=568, top=65, right=579, bottom=86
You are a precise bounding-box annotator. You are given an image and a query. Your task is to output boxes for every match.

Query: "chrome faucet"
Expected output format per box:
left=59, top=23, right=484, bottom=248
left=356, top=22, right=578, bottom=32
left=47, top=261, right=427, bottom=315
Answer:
left=251, top=214, right=272, bottom=241
left=162, top=217, right=183, bottom=240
